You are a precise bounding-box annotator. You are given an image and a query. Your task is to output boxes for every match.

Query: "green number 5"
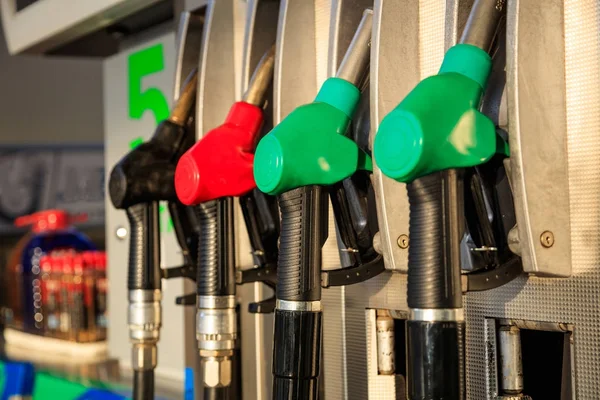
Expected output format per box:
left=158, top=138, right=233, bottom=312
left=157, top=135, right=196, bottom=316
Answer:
left=128, top=44, right=170, bottom=125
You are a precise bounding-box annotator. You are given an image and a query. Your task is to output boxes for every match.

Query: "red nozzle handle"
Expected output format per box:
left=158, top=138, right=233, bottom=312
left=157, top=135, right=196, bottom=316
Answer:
left=175, top=101, right=264, bottom=205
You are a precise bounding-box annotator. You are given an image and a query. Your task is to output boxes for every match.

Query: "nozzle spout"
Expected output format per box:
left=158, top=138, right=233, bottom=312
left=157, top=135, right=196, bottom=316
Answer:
left=460, top=0, right=505, bottom=51
left=169, top=68, right=198, bottom=126
left=243, top=44, right=276, bottom=107
left=336, top=9, right=373, bottom=86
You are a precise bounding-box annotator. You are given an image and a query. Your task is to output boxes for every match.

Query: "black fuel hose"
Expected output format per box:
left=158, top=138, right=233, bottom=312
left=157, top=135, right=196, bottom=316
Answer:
left=133, top=369, right=154, bottom=400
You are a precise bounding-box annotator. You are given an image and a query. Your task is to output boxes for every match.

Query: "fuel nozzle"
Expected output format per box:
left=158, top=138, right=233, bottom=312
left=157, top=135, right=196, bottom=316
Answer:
left=108, top=69, right=197, bottom=400
left=372, top=1, right=505, bottom=399
left=173, top=45, right=275, bottom=394
left=109, top=69, right=198, bottom=209
left=252, top=10, right=373, bottom=399
left=175, top=45, right=275, bottom=205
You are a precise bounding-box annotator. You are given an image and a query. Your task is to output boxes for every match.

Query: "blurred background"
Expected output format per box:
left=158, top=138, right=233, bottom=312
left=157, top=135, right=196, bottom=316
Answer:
left=0, top=1, right=203, bottom=398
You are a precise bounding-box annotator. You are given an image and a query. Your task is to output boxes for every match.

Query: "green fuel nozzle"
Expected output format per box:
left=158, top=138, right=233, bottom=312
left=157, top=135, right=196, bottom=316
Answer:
left=253, top=10, right=373, bottom=196
left=254, top=77, right=372, bottom=195
left=373, top=43, right=508, bottom=183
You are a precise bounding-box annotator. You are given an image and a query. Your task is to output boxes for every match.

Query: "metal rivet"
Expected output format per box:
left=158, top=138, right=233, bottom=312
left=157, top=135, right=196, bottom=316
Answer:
left=397, top=234, right=409, bottom=249
left=540, top=231, right=554, bottom=248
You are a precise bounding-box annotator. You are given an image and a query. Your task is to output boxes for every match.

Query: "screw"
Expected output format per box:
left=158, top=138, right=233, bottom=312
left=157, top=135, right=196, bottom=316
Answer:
left=397, top=234, right=409, bottom=249
left=540, top=231, right=554, bottom=248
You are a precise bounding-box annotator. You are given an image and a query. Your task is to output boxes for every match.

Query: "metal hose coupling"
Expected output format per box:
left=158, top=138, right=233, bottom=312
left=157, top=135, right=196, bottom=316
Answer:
left=129, top=289, right=161, bottom=371
left=197, top=295, right=237, bottom=388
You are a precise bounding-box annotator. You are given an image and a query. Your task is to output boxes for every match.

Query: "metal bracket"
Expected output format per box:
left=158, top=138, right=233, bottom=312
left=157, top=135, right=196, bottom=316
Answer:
left=463, top=257, right=523, bottom=292
left=236, top=264, right=277, bottom=314
left=321, top=254, right=386, bottom=288
left=162, top=263, right=196, bottom=281
left=175, top=293, right=196, bottom=306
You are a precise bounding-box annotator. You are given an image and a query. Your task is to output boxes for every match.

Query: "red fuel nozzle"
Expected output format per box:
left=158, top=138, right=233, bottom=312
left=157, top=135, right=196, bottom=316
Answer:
left=175, top=101, right=264, bottom=205
left=175, top=45, right=274, bottom=206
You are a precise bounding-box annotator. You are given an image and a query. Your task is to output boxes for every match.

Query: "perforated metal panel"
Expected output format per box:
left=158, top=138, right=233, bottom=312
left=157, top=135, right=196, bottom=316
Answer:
left=464, top=1, right=600, bottom=398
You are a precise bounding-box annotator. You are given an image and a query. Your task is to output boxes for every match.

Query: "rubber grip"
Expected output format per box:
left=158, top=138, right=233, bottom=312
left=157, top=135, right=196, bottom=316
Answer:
left=406, top=172, right=463, bottom=309
left=276, top=186, right=328, bottom=302
left=195, top=197, right=236, bottom=296
left=126, top=202, right=161, bottom=291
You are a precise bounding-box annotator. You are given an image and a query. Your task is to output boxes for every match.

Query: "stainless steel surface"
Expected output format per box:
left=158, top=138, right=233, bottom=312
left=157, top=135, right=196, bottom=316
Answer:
left=172, top=10, right=205, bottom=383
left=375, top=311, right=395, bottom=375
left=129, top=289, right=162, bottom=303
left=128, top=290, right=162, bottom=342
left=132, top=343, right=158, bottom=371
left=173, top=10, right=205, bottom=98
left=238, top=2, right=280, bottom=399
left=343, top=1, right=447, bottom=398
left=506, top=0, right=571, bottom=277
left=410, top=308, right=465, bottom=322
left=370, top=0, right=434, bottom=273
left=196, top=0, right=247, bottom=136
left=498, top=319, right=573, bottom=333
left=201, top=356, right=233, bottom=388
left=276, top=299, right=323, bottom=312
left=197, top=295, right=236, bottom=309
left=464, top=0, right=599, bottom=395
left=507, top=225, right=521, bottom=256
left=196, top=307, right=237, bottom=351
left=336, top=9, right=373, bottom=86
left=273, top=0, right=332, bottom=123
left=459, top=0, right=505, bottom=50
left=498, top=326, right=523, bottom=394
left=321, top=1, right=373, bottom=398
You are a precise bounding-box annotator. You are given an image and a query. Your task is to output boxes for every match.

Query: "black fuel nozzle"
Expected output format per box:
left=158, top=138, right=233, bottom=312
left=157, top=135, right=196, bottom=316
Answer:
left=108, top=69, right=198, bottom=400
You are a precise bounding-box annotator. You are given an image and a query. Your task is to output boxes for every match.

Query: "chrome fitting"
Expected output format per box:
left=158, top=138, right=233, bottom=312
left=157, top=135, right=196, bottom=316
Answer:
left=196, top=295, right=237, bottom=352
left=409, top=308, right=464, bottom=322
left=128, top=289, right=162, bottom=342
left=131, top=343, right=158, bottom=371
left=276, top=299, right=323, bottom=312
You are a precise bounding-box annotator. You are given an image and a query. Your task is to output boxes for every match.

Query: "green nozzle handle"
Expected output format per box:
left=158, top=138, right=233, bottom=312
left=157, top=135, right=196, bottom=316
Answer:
left=374, top=44, right=508, bottom=183
left=254, top=77, right=372, bottom=195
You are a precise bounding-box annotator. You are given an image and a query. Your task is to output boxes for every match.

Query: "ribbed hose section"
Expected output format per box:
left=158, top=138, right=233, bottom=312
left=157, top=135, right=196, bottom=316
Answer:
left=133, top=370, right=154, bottom=400
left=126, top=202, right=161, bottom=291
left=406, top=172, right=462, bottom=309
left=195, top=197, right=236, bottom=296
left=276, top=187, right=328, bottom=302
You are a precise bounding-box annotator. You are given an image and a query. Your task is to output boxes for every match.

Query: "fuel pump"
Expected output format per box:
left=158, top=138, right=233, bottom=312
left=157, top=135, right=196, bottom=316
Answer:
left=174, top=45, right=276, bottom=398
left=253, top=10, right=374, bottom=399
left=373, top=0, right=509, bottom=398
left=108, top=71, right=198, bottom=400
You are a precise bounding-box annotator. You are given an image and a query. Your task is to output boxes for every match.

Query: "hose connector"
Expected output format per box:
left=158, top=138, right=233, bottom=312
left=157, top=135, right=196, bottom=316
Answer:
left=128, top=289, right=162, bottom=343
left=196, top=295, right=237, bottom=388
